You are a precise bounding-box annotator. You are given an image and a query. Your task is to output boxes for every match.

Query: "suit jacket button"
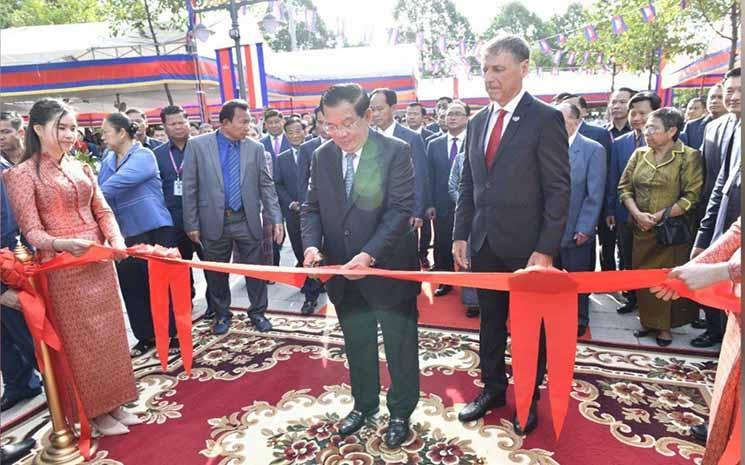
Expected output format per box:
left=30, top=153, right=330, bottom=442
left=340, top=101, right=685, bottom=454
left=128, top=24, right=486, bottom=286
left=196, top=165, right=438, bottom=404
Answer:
left=344, top=230, right=351, bottom=237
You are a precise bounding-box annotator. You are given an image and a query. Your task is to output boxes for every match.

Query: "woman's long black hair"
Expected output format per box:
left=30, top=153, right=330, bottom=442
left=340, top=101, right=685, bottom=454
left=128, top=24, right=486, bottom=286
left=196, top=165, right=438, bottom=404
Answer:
left=21, top=98, right=73, bottom=175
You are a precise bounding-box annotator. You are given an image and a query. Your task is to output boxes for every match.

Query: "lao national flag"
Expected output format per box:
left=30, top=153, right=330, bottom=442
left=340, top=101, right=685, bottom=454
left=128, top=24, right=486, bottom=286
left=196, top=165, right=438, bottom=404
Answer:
left=611, top=15, right=628, bottom=35
left=552, top=50, right=563, bottom=65
left=680, top=0, right=687, bottom=8
left=583, top=25, right=598, bottom=42
left=558, top=33, right=567, bottom=45
left=581, top=51, right=591, bottom=65
left=640, top=3, right=656, bottom=23
left=566, top=51, right=577, bottom=66
left=539, top=39, right=551, bottom=54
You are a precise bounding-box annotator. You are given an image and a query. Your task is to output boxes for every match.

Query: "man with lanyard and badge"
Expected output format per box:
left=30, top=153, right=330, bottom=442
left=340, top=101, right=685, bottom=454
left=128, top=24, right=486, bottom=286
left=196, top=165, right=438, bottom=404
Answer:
left=154, top=105, right=214, bottom=314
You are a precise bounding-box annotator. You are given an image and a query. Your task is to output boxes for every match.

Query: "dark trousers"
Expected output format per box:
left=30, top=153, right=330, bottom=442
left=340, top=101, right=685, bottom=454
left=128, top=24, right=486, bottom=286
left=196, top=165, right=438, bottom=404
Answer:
left=166, top=226, right=214, bottom=306
left=336, top=284, right=420, bottom=418
left=472, top=241, right=546, bottom=400
left=1, top=304, right=41, bottom=400
left=557, top=241, right=595, bottom=328
left=433, top=208, right=455, bottom=271
left=286, top=210, right=323, bottom=302
left=418, top=220, right=432, bottom=261
left=617, top=221, right=638, bottom=307
left=201, top=212, right=267, bottom=319
left=597, top=220, right=617, bottom=271
left=116, top=226, right=177, bottom=343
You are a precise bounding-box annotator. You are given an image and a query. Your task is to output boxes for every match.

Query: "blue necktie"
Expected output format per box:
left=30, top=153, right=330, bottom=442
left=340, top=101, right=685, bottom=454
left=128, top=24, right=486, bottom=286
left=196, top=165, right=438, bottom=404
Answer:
left=449, top=137, right=459, bottom=165
left=227, top=141, right=241, bottom=210
left=344, top=153, right=356, bottom=198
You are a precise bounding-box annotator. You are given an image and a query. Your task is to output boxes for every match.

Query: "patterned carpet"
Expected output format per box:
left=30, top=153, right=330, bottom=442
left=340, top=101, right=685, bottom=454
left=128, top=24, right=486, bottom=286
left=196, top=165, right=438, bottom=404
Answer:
left=4, top=312, right=717, bottom=465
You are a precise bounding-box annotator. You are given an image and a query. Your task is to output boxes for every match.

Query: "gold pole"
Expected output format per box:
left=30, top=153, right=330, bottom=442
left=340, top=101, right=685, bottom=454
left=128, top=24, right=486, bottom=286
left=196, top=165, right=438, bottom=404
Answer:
left=13, top=242, right=92, bottom=464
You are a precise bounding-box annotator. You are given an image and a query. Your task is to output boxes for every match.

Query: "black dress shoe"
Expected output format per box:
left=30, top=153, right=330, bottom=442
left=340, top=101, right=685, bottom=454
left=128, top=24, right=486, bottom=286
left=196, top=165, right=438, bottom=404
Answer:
left=513, top=403, right=538, bottom=435
left=656, top=337, right=673, bottom=347
left=434, top=285, right=453, bottom=297
left=691, top=318, right=707, bottom=329
left=300, top=299, right=317, bottom=315
left=1, top=387, right=42, bottom=412
left=458, top=390, right=506, bottom=422
left=617, top=302, right=637, bottom=314
left=465, top=306, right=480, bottom=318
left=0, top=438, right=36, bottom=464
left=338, top=408, right=379, bottom=435
left=691, top=331, right=722, bottom=348
left=385, top=417, right=410, bottom=448
left=249, top=314, right=273, bottom=332
left=690, top=424, right=708, bottom=442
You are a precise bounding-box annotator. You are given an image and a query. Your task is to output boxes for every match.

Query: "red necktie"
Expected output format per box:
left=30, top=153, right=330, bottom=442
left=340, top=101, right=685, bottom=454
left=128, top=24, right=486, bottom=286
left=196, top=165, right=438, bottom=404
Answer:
left=485, top=109, right=507, bottom=168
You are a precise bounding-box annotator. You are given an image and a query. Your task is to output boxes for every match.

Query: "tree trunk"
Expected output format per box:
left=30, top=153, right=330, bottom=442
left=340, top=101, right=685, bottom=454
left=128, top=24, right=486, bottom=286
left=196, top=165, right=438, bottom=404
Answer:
left=142, top=0, right=174, bottom=105
left=729, top=2, right=739, bottom=69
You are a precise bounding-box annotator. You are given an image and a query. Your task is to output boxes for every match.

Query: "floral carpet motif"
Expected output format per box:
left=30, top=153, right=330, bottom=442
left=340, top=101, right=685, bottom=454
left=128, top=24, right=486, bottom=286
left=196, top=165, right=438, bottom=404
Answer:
left=4, top=313, right=716, bottom=465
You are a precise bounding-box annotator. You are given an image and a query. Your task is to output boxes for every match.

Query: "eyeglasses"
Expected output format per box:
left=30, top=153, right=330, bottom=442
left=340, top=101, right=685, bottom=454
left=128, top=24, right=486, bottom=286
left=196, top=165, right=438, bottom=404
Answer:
left=323, top=118, right=362, bottom=135
left=642, top=125, right=664, bottom=134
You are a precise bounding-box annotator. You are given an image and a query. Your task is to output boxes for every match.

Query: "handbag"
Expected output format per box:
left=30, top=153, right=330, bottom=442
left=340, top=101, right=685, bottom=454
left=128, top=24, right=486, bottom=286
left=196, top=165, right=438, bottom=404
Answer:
left=654, top=206, right=691, bottom=246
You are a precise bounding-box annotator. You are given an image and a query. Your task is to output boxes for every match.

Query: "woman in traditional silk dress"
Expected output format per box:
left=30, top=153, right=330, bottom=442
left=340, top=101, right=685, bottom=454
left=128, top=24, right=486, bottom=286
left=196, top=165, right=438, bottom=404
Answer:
left=3, top=98, right=140, bottom=436
left=618, top=107, right=703, bottom=346
left=651, top=217, right=741, bottom=465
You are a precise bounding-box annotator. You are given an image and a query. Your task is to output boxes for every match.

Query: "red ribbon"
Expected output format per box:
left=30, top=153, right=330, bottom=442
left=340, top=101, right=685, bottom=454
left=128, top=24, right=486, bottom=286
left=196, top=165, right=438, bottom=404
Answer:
left=1, top=244, right=739, bottom=451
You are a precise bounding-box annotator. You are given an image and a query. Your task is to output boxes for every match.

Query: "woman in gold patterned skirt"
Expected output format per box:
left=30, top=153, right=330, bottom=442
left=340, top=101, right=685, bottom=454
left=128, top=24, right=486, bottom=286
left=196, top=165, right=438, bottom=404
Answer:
left=618, top=107, right=703, bottom=346
left=3, top=99, right=140, bottom=436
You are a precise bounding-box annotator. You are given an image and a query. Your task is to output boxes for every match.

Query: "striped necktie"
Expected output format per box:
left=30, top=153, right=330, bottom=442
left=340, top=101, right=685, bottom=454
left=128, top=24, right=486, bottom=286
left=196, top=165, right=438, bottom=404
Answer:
left=344, top=153, right=356, bottom=197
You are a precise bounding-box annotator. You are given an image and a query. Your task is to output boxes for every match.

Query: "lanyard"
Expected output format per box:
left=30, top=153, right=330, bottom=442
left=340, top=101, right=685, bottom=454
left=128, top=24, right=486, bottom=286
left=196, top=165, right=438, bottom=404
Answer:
left=169, top=148, right=184, bottom=178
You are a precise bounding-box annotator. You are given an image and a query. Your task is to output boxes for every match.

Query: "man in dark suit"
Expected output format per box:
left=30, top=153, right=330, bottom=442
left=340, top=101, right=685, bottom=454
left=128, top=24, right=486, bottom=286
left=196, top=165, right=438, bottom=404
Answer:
left=259, top=108, right=289, bottom=266
left=605, top=91, right=660, bottom=314
left=426, top=100, right=470, bottom=302
left=680, top=86, right=726, bottom=151
left=274, top=117, right=323, bottom=314
left=370, top=88, right=430, bottom=248
left=297, top=106, right=330, bottom=203
left=605, top=87, right=634, bottom=139
left=425, top=96, right=452, bottom=133
left=405, top=102, right=435, bottom=140
left=405, top=102, right=435, bottom=267
left=302, top=83, right=420, bottom=449
left=453, top=35, right=570, bottom=435
left=125, top=108, right=163, bottom=151
left=259, top=108, right=290, bottom=160
left=690, top=67, right=741, bottom=349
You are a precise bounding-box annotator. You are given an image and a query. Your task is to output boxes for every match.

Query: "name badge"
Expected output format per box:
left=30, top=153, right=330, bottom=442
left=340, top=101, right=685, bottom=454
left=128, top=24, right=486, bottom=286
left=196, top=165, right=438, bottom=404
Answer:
left=173, top=179, right=183, bottom=197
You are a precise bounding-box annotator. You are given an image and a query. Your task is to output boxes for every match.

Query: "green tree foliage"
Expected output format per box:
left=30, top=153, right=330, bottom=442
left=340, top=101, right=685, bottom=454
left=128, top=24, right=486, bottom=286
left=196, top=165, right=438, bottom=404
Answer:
left=564, top=0, right=708, bottom=89
left=0, top=0, right=103, bottom=29
left=393, top=0, right=476, bottom=78
left=259, top=0, right=337, bottom=51
left=686, top=0, right=740, bottom=68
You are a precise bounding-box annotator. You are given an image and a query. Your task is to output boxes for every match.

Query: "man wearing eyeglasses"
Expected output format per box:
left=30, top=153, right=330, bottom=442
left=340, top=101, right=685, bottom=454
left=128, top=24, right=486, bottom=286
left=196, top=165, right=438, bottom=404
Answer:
left=301, top=83, right=420, bottom=449
left=425, top=100, right=472, bottom=305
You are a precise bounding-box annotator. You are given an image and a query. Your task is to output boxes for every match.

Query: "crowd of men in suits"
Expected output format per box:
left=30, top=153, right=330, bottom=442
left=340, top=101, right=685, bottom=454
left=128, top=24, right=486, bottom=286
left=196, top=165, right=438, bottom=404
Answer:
left=0, top=31, right=740, bottom=455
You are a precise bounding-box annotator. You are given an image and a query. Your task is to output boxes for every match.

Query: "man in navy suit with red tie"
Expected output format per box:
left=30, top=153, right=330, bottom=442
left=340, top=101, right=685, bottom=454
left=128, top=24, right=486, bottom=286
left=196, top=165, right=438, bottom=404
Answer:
left=453, top=35, right=570, bottom=436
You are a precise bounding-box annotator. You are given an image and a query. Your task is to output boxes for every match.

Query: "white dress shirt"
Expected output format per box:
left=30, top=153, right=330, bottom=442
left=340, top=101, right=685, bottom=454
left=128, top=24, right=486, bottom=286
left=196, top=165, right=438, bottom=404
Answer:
left=484, top=88, right=527, bottom=147
left=379, top=121, right=398, bottom=138
left=341, top=147, right=362, bottom=179
left=447, top=131, right=467, bottom=154
left=568, top=131, right=578, bottom=148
